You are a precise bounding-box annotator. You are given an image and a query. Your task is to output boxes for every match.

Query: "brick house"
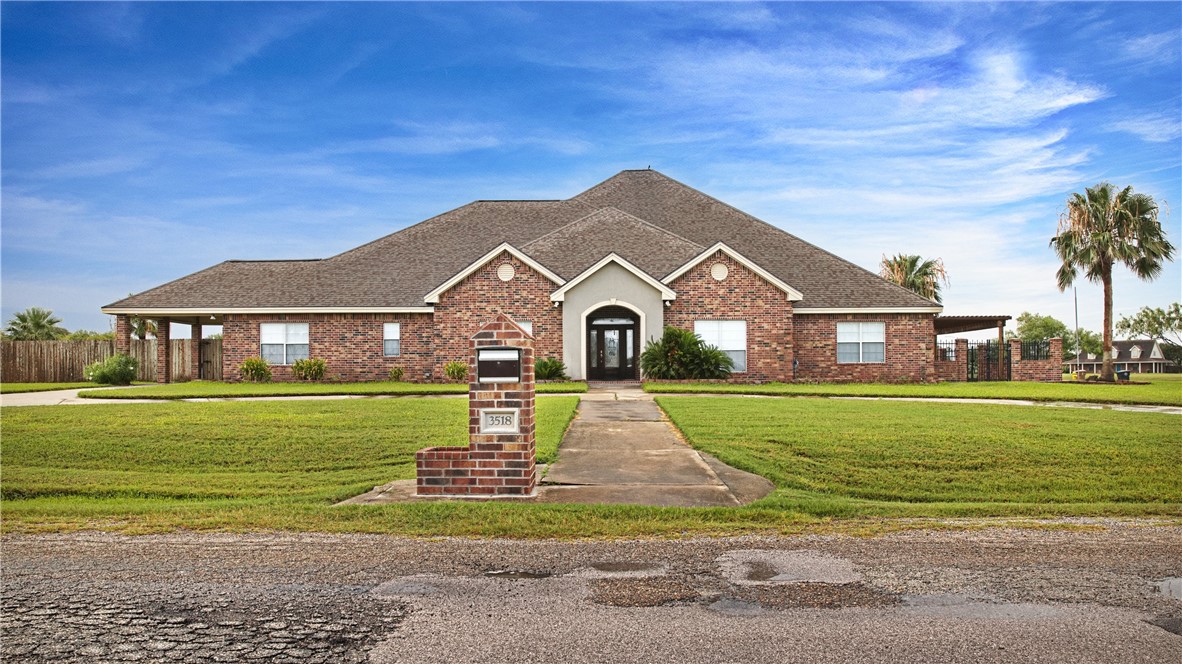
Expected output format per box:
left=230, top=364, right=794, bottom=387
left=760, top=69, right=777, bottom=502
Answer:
left=1069, top=340, right=1176, bottom=374
left=102, top=169, right=946, bottom=383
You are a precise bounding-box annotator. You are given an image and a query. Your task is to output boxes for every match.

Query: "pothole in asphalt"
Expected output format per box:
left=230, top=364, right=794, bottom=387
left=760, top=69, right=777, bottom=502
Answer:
left=1147, top=615, right=1182, bottom=636
left=591, top=562, right=660, bottom=573
left=1151, top=578, right=1182, bottom=600
left=734, top=582, right=900, bottom=610
left=484, top=570, right=552, bottom=580
left=370, top=578, right=441, bottom=596
left=718, top=550, right=862, bottom=585
left=589, top=578, right=699, bottom=607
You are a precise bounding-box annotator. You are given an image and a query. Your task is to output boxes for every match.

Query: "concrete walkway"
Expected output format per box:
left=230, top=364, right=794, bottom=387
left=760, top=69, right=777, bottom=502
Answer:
left=536, top=387, right=774, bottom=507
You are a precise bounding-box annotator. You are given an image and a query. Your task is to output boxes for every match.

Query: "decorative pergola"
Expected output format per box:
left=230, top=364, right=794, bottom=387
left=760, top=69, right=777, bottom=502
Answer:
left=934, top=315, right=1011, bottom=378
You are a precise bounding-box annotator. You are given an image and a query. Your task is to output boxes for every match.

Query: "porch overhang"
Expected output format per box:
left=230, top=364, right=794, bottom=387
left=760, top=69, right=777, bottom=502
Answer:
left=934, top=315, right=1012, bottom=336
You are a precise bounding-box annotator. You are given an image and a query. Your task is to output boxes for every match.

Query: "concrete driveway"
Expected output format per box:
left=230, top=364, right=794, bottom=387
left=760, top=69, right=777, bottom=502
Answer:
left=538, top=388, right=773, bottom=507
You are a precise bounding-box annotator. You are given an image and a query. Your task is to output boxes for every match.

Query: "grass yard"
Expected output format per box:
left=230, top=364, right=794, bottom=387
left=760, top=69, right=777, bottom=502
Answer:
left=2, top=394, right=1177, bottom=537
left=645, top=373, right=1182, bottom=407
left=657, top=396, right=1181, bottom=518
left=77, top=379, right=587, bottom=399
left=2, top=382, right=117, bottom=394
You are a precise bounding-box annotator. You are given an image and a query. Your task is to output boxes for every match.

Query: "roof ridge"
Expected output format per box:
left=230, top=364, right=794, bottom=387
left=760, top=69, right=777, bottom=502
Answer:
left=618, top=170, right=940, bottom=308
left=521, top=205, right=702, bottom=252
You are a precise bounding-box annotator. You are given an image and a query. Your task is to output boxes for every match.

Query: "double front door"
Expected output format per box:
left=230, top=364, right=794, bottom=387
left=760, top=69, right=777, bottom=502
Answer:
left=587, top=308, right=638, bottom=381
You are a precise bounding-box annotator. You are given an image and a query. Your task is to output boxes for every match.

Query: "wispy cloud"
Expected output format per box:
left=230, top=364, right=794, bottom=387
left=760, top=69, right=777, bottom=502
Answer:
left=1110, top=113, right=1182, bottom=143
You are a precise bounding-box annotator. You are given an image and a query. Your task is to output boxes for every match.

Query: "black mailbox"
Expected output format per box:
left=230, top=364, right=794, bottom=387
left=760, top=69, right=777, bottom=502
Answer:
left=477, top=347, right=522, bottom=383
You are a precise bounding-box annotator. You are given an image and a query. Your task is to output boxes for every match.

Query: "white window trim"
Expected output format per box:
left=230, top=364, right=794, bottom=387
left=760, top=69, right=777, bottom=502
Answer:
left=383, top=322, right=401, bottom=357
left=260, top=322, right=309, bottom=366
left=836, top=321, right=885, bottom=364
left=694, top=319, right=748, bottom=373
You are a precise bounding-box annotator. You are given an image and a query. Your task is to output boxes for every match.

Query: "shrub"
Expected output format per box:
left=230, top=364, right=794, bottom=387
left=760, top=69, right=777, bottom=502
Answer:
left=444, top=361, right=468, bottom=382
left=239, top=357, right=272, bottom=382
left=83, top=354, right=137, bottom=385
left=535, top=357, right=569, bottom=381
left=291, top=358, right=327, bottom=381
left=640, top=326, right=733, bottom=380
left=388, top=366, right=405, bottom=382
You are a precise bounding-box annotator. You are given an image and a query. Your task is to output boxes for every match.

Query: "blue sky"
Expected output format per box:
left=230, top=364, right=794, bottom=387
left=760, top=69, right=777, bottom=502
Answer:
left=2, top=1, right=1180, bottom=340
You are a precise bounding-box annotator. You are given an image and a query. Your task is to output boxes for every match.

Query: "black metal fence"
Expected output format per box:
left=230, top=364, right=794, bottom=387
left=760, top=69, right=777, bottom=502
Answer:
left=967, top=341, right=1011, bottom=381
left=936, top=341, right=958, bottom=362
left=1020, top=340, right=1051, bottom=360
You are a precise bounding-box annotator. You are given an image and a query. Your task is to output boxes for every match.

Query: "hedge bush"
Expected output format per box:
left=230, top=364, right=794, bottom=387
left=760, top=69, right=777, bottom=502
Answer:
left=640, top=326, right=732, bottom=380
left=239, top=357, right=272, bottom=383
left=83, top=354, right=138, bottom=386
left=291, top=358, right=327, bottom=381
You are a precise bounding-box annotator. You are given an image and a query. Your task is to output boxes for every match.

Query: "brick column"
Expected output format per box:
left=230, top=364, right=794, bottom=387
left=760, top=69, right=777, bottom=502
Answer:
left=156, top=318, right=171, bottom=383
left=416, top=314, right=536, bottom=497
left=955, top=338, right=969, bottom=382
left=191, top=321, right=202, bottom=380
left=115, top=315, right=132, bottom=355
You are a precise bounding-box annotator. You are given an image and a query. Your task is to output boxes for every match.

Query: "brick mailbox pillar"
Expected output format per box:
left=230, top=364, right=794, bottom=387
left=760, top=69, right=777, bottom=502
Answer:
left=415, top=314, right=536, bottom=497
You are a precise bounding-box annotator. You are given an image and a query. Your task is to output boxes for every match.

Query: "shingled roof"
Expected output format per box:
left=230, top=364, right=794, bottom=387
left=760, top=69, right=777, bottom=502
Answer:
left=104, top=170, right=938, bottom=311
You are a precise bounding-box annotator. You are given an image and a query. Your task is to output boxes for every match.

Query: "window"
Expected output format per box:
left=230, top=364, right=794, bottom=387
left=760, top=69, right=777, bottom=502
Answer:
left=383, top=323, right=401, bottom=357
left=837, top=322, right=885, bottom=363
left=260, top=323, right=309, bottom=365
left=695, top=320, right=747, bottom=372
left=1130, top=345, right=1142, bottom=359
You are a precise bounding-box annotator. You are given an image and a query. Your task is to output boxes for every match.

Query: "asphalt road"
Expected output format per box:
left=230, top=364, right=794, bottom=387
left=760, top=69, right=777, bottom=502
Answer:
left=3, top=521, right=1180, bottom=662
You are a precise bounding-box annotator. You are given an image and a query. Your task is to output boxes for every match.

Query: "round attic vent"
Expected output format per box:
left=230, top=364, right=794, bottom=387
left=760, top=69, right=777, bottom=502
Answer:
left=710, top=262, right=729, bottom=281
left=497, top=263, right=516, bottom=282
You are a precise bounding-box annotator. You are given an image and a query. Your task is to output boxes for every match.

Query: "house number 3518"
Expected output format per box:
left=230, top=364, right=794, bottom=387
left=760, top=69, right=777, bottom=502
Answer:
left=480, top=410, right=519, bottom=434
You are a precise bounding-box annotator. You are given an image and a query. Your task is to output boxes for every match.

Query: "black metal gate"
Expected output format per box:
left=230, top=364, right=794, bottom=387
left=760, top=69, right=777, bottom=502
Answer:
left=967, top=341, right=1011, bottom=381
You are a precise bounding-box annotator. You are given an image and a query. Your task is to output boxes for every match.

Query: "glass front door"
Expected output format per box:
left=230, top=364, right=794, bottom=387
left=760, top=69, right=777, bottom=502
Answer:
left=587, top=308, right=638, bottom=381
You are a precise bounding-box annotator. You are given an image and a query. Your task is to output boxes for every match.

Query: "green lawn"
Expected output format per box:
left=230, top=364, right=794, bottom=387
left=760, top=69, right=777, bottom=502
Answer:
left=76, top=379, right=588, bottom=399
left=657, top=396, right=1181, bottom=518
left=1, top=382, right=129, bottom=394
left=645, top=373, right=1182, bottom=406
left=3, top=394, right=1177, bottom=537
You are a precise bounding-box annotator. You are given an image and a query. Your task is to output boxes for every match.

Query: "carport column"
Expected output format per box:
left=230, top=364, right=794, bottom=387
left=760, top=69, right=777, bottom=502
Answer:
left=955, top=338, right=968, bottom=382
left=155, top=318, right=171, bottom=383
left=191, top=321, right=202, bottom=380
left=115, top=315, right=131, bottom=356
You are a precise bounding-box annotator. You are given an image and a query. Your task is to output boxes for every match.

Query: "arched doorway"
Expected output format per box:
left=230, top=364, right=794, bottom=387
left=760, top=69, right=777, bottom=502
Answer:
left=585, top=305, right=640, bottom=381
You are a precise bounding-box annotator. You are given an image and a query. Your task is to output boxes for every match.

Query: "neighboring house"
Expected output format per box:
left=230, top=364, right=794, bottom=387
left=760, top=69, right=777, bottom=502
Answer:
left=103, top=169, right=945, bottom=383
left=1070, top=340, right=1174, bottom=374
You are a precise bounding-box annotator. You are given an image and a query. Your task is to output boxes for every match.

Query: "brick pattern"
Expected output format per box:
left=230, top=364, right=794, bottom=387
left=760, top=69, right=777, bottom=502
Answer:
left=935, top=338, right=969, bottom=382
left=794, top=313, right=936, bottom=382
left=416, top=315, right=536, bottom=497
left=221, top=313, right=435, bottom=382
left=190, top=323, right=202, bottom=380
left=1011, top=337, right=1064, bottom=382
left=665, top=250, right=793, bottom=382
left=115, top=315, right=131, bottom=356
left=432, top=251, right=563, bottom=377
left=155, top=318, right=171, bottom=384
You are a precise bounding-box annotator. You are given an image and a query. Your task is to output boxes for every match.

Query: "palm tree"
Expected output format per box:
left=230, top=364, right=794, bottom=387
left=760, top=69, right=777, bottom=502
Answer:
left=1050, top=182, right=1175, bottom=381
left=4, top=307, right=68, bottom=340
left=130, top=315, right=157, bottom=340
left=879, top=254, right=949, bottom=303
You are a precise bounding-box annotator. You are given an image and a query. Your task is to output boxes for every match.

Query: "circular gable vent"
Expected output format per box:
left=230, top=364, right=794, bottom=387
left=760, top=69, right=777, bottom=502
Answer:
left=710, top=262, right=729, bottom=281
left=497, top=263, right=516, bottom=282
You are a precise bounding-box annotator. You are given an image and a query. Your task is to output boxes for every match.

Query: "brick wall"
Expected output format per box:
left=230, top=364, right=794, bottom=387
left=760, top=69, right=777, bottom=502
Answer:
left=1010, top=337, right=1063, bottom=382
left=221, top=312, right=434, bottom=382
left=665, top=250, right=793, bottom=383
left=794, top=313, right=936, bottom=382
left=432, top=250, right=562, bottom=378
left=416, top=316, right=536, bottom=497
left=934, top=338, right=969, bottom=382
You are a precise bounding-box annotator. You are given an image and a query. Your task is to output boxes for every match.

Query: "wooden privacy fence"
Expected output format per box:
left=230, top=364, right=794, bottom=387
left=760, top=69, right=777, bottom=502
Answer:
left=1, top=339, right=223, bottom=383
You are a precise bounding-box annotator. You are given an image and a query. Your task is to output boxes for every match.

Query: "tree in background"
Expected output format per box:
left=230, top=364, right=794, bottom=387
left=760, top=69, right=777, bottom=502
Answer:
left=130, top=315, right=157, bottom=340
left=879, top=254, right=949, bottom=304
left=1117, top=302, right=1182, bottom=370
left=4, top=307, right=68, bottom=340
left=1050, top=183, right=1175, bottom=381
left=1011, top=311, right=1100, bottom=360
left=63, top=329, right=116, bottom=341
